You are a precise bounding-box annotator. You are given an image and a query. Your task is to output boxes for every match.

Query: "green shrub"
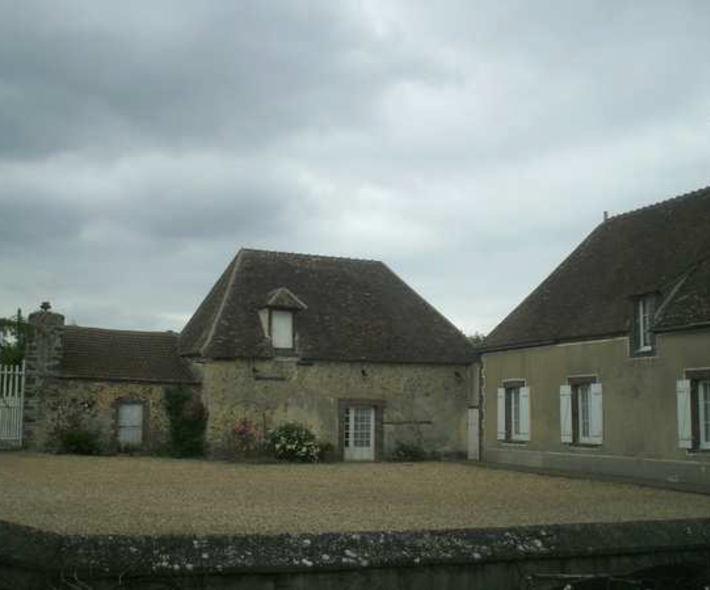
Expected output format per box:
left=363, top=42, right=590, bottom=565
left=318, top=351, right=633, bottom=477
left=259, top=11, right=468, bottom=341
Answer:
left=59, top=427, right=102, bottom=455
left=163, top=387, right=208, bottom=457
left=318, top=441, right=339, bottom=463
left=391, top=440, right=428, bottom=462
left=265, top=422, right=320, bottom=463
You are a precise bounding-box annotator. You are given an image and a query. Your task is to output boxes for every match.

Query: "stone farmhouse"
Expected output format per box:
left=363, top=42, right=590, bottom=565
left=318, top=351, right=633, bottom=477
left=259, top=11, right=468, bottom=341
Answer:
left=18, top=186, right=710, bottom=483
left=23, top=249, right=478, bottom=459
left=479, top=186, right=710, bottom=485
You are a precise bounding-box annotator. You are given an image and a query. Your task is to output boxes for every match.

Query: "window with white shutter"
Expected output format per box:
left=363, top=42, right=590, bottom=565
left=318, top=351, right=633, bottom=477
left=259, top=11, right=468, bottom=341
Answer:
left=514, top=387, right=531, bottom=442
left=497, top=382, right=530, bottom=442
left=497, top=388, right=506, bottom=441
left=676, top=379, right=692, bottom=449
left=559, top=385, right=573, bottom=443
left=562, top=377, right=602, bottom=445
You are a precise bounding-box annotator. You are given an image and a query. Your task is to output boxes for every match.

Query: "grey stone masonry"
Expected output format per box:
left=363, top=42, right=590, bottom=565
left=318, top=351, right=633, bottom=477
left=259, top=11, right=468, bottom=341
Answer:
left=23, top=306, right=65, bottom=446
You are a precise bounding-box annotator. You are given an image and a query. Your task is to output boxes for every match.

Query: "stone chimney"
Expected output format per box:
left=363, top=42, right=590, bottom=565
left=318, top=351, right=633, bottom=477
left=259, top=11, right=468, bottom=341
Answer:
left=23, top=302, right=65, bottom=446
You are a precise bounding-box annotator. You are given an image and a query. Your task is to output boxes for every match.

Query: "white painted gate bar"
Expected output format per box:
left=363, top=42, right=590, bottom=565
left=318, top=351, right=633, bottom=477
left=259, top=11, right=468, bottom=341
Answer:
left=0, top=361, right=25, bottom=446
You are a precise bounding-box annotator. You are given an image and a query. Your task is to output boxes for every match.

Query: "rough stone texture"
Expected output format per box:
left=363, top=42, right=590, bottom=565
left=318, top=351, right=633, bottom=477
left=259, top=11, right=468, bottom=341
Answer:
left=200, top=358, right=473, bottom=458
left=23, top=307, right=200, bottom=452
left=23, top=309, right=65, bottom=445
left=1, top=516, right=709, bottom=590
left=30, top=378, right=183, bottom=452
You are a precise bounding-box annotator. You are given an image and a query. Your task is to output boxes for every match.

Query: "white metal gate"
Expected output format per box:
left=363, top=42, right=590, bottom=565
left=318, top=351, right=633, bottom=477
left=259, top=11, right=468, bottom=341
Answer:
left=0, top=361, right=25, bottom=446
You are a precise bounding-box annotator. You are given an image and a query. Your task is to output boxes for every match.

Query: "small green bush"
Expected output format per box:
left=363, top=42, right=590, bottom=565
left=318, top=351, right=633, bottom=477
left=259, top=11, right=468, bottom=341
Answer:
left=318, top=441, right=338, bottom=463
left=163, top=387, right=208, bottom=457
left=59, top=427, right=102, bottom=455
left=265, top=422, right=320, bottom=463
left=391, top=440, right=428, bottom=462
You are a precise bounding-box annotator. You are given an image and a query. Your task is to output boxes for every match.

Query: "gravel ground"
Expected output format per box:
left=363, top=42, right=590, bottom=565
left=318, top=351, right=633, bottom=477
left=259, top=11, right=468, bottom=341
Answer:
left=1, top=452, right=709, bottom=536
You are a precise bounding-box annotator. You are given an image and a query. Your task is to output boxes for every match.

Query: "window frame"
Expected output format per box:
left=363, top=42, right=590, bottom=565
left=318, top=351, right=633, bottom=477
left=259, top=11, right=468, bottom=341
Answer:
left=565, top=375, right=600, bottom=446
left=499, top=379, right=529, bottom=443
left=505, top=385, right=522, bottom=441
left=269, top=308, right=295, bottom=351
left=699, top=380, right=710, bottom=451
left=630, top=294, right=656, bottom=356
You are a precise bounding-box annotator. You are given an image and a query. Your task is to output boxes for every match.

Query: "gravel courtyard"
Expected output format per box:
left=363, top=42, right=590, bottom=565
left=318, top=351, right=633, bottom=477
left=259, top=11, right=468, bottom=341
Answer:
left=1, top=453, right=709, bottom=536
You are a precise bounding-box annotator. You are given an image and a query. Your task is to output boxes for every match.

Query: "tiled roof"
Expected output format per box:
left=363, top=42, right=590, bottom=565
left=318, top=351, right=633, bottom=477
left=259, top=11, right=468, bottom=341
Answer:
left=61, top=326, right=198, bottom=383
left=655, top=256, right=710, bottom=331
left=485, top=186, right=710, bottom=349
left=179, top=249, right=477, bottom=364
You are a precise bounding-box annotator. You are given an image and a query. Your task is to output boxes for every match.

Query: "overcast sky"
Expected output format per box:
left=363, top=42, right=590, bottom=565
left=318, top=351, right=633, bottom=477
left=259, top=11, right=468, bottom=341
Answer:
left=1, top=1, right=709, bottom=335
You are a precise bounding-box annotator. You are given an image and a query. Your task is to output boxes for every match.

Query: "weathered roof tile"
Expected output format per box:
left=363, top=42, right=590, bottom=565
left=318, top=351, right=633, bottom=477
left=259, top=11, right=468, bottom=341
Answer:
left=179, top=249, right=477, bottom=364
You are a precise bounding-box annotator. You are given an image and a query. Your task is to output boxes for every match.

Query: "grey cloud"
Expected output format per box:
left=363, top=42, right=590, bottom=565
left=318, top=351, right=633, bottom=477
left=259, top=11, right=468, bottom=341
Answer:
left=1, top=1, right=709, bottom=336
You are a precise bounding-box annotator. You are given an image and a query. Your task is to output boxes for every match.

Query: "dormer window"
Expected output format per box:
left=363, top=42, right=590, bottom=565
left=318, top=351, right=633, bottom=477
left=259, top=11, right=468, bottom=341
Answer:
left=260, top=287, right=307, bottom=353
left=270, top=310, right=294, bottom=350
left=631, top=293, right=655, bottom=356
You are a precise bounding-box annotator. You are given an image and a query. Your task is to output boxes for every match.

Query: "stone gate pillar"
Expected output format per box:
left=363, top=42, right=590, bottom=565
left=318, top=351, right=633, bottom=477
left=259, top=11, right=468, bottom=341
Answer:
left=23, top=302, right=64, bottom=447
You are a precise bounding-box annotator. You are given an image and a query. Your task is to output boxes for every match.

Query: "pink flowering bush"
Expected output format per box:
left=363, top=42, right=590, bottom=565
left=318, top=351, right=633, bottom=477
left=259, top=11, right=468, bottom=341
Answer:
left=231, top=418, right=261, bottom=458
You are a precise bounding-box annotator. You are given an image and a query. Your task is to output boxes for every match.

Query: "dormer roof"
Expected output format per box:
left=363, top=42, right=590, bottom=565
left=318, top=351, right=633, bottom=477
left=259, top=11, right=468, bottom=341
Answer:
left=264, top=287, right=307, bottom=311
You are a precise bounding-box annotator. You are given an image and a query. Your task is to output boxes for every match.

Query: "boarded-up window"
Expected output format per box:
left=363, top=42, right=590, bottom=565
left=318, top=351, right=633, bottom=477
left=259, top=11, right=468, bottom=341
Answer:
left=271, top=310, right=294, bottom=349
left=118, top=403, right=143, bottom=446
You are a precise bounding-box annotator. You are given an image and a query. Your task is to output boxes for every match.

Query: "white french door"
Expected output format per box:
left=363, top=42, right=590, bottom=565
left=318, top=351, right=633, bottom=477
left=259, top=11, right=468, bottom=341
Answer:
left=344, top=406, right=375, bottom=461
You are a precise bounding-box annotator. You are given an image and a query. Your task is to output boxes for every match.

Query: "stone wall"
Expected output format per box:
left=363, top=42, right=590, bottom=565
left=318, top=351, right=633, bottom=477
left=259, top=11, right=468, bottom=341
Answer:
left=23, top=308, right=65, bottom=446
left=29, top=378, right=184, bottom=453
left=2, top=517, right=709, bottom=590
left=199, top=357, right=473, bottom=459
left=22, top=307, right=199, bottom=453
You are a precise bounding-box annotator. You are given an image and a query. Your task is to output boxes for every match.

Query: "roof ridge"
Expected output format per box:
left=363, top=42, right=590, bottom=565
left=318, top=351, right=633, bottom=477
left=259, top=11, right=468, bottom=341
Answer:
left=64, top=325, right=178, bottom=337
left=201, top=249, right=244, bottom=356
left=240, top=247, right=381, bottom=264
left=381, top=261, right=475, bottom=352
left=607, top=185, right=710, bottom=222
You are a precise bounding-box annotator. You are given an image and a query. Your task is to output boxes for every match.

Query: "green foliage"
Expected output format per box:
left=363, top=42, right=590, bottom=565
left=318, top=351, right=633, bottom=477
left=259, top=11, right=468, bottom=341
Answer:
left=467, top=331, right=486, bottom=346
left=391, top=440, right=428, bottom=462
left=265, top=422, right=320, bottom=463
left=0, top=309, right=29, bottom=365
left=58, top=427, right=102, bottom=455
left=163, top=387, right=208, bottom=457
left=317, top=441, right=338, bottom=463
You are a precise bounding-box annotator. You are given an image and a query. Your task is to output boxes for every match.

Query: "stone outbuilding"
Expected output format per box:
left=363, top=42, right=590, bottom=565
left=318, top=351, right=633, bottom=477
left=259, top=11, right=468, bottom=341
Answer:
left=25, top=249, right=478, bottom=459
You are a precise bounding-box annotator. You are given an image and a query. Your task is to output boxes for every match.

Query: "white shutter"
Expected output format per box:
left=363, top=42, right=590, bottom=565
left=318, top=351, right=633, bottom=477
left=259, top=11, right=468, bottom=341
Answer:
left=514, top=386, right=531, bottom=441
left=497, top=388, right=506, bottom=440
left=588, top=383, right=603, bottom=445
left=560, top=385, right=573, bottom=443
left=676, top=379, right=692, bottom=449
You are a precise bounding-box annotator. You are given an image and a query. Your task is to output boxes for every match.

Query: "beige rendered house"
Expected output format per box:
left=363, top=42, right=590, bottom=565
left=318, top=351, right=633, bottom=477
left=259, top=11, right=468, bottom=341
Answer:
left=479, top=187, right=710, bottom=485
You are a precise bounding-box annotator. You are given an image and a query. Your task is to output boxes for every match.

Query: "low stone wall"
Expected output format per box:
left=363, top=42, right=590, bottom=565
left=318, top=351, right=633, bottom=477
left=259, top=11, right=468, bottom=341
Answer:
left=2, top=518, right=709, bottom=589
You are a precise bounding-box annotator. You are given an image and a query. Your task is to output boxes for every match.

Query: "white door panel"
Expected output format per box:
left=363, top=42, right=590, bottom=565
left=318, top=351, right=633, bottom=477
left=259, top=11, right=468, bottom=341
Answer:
left=344, top=406, right=375, bottom=461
